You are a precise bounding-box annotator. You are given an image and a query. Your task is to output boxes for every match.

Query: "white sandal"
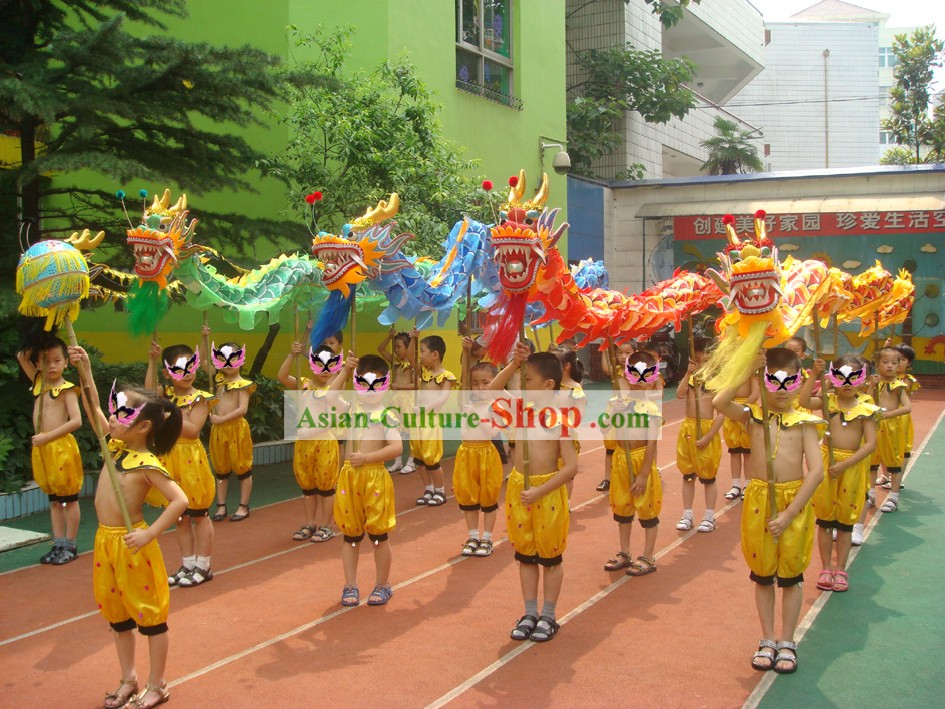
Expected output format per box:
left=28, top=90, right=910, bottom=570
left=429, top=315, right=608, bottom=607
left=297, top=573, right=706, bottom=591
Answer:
left=697, top=518, right=716, bottom=533
left=675, top=516, right=693, bottom=531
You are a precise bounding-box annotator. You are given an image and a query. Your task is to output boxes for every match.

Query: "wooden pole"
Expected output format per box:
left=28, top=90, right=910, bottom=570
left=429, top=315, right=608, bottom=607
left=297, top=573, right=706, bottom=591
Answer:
left=350, top=289, right=359, bottom=454
left=463, top=278, right=472, bottom=389
left=202, top=311, right=216, bottom=397
left=812, top=318, right=834, bottom=467
left=519, top=322, right=529, bottom=490
left=64, top=318, right=134, bottom=532
left=35, top=350, right=50, bottom=486
left=293, top=306, right=302, bottom=388
left=756, top=368, right=779, bottom=527
left=608, top=342, right=635, bottom=486
left=688, top=316, right=701, bottom=435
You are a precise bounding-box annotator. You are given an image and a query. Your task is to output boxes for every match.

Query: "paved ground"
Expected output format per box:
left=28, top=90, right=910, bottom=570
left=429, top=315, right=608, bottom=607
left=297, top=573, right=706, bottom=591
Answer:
left=0, top=391, right=942, bottom=707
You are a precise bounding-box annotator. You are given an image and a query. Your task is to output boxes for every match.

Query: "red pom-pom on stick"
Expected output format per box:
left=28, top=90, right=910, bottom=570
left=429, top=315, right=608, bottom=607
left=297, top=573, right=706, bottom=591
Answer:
left=482, top=180, right=493, bottom=191
left=313, top=191, right=323, bottom=201
left=722, top=214, right=735, bottom=225
left=508, top=175, right=518, bottom=187
left=305, top=193, right=316, bottom=205
left=754, top=209, right=766, bottom=219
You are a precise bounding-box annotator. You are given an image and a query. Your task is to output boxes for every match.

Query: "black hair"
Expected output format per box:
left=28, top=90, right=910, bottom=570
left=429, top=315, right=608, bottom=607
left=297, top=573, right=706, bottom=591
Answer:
left=628, top=350, right=657, bottom=368
left=766, top=347, right=800, bottom=371
left=420, top=335, right=446, bottom=360
left=393, top=332, right=411, bottom=348
left=527, top=352, right=563, bottom=389
left=331, top=330, right=344, bottom=343
left=219, top=341, right=241, bottom=351
left=127, top=388, right=183, bottom=456
left=39, top=337, right=69, bottom=360
left=875, top=345, right=901, bottom=362
left=853, top=355, right=871, bottom=373
left=787, top=336, right=808, bottom=355
left=831, top=354, right=864, bottom=370
left=356, top=354, right=390, bottom=378
left=895, top=343, right=915, bottom=364
left=555, top=347, right=584, bottom=383
left=470, top=361, right=499, bottom=379
left=162, top=343, right=194, bottom=364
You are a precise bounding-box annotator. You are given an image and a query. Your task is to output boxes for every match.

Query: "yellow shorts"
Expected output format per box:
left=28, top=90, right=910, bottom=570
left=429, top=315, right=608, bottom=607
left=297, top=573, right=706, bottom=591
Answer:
left=334, top=461, right=396, bottom=539
left=603, top=428, right=617, bottom=452
left=505, top=468, right=569, bottom=565
left=410, top=424, right=443, bottom=467
left=209, top=417, right=254, bottom=476
left=872, top=415, right=906, bottom=471
left=722, top=417, right=751, bottom=453
left=31, top=433, right=83, bottom=499
left=453, top=441, right=503, bottom=511
left=741, top=478, right=814, bottom=585
left=813, top=445, right=869, bottom=529
left=905, top=414, right=914, bottom=455
left=610, top=445, right=662, bottom=524
left=293, top=438, right=339, bottom=495
left=161, top=438, right=215, bottom=513
left=93, top=522, right=170, bottom=632
left=676, top=418, right=722, bottom=481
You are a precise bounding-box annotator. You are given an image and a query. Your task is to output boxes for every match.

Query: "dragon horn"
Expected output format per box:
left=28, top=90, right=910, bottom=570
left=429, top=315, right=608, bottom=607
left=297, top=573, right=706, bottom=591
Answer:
left=754, top=209, right=767, bottom=241
left=721, top=214, right=740, bottom=248
left=170, top=193, right=187, bottom=215
left=508, top=169, right=526, bottom=205
left=533, top=172, right=549, bottom=211
left=150, top=188, right=172, bottom=213
left=353, top=193, right=400, bottom=228
left=66, top=229, right=105, bottom=251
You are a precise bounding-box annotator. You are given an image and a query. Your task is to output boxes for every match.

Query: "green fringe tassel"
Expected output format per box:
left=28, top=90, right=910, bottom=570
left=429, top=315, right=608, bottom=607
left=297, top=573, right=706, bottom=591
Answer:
left=127, top=281, right=169, bottom=337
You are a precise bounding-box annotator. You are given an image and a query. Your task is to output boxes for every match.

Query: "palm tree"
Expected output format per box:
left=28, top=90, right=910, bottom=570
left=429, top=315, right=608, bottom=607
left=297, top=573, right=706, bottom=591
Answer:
left=700, top=116, right=765, bottom=175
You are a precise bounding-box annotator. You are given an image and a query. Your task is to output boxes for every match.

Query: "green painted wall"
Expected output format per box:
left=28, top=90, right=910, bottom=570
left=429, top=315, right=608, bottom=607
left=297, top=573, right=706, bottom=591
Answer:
left=73, top=0, right=568, bottom=375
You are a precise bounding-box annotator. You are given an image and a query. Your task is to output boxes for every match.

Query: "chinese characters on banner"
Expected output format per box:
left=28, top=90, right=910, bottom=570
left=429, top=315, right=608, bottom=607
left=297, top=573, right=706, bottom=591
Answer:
left=673, top=211, right=945, bottom=241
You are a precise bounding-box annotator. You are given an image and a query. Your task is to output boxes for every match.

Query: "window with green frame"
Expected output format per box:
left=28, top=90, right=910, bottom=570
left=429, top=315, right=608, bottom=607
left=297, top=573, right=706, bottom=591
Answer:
left=455, top=0, right=520, bottom=108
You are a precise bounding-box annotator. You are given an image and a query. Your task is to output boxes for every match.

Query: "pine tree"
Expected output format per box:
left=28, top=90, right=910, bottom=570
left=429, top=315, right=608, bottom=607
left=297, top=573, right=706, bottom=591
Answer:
left=0, top=1, right=289, bottom=271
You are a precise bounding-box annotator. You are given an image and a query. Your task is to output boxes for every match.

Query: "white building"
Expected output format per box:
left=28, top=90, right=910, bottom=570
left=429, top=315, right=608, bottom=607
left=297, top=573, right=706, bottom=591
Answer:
left=566, top=0, right=765, bottom=180
left=734, top=0, right=918, bottom=170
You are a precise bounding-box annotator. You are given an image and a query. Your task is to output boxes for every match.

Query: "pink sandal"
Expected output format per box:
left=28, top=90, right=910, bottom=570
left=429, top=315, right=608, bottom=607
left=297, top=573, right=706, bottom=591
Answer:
left=832, top=569, right=849, bottom=592
left=816, top=569, right=834, bottom=591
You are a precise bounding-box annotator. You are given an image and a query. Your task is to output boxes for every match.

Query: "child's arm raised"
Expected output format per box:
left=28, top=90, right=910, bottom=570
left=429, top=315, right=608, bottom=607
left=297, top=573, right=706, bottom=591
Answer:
left=768, top=423, right=824, bottom=537
left=798, top=358, right=824, bottom=410
left=676, top=361, right=697, bottom=399
left=277, top=340, right=304, bottom=390
left=144, top=341, right=161, bottom=393
left=124, top=473, right=188, bottom=553
left=377, top=327, right=395, bottom=364
left=328, top=352, right=358, bottom=393
left=67, top=346, right=109, bottom=432
left=16, top=348, right=37, bottom=383
left=488, top=342, right=529, bottom=391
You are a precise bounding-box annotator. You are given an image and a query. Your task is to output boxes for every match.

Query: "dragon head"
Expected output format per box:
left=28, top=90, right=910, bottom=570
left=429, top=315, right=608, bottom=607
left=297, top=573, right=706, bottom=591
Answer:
left=310, top=194, right=412, bottom=298
left=712, top=211, right=781, bottom=317
left=126, top=189, right=197, bottom=289
left=491, top=170, right=564, bottom=294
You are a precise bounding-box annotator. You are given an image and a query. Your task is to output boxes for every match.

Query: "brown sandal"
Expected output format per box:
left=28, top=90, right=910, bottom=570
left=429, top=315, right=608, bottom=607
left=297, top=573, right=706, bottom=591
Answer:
left=626, top=555, right=657, bottom=576
left=103, top=677, right=138, bottom=708
left=603, top=551, right=631, bottom=571
left=292, top=525, right=317, bottom=541
left=126, top=682, right=170, bottom=708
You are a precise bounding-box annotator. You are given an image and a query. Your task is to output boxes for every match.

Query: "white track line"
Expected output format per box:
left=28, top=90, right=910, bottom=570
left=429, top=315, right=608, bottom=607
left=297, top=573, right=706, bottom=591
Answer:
left=426, top=495, right=742, bottom=709
left=741, top=406, right=945, bottom=709
left=0, top=416, right=688, bottom=647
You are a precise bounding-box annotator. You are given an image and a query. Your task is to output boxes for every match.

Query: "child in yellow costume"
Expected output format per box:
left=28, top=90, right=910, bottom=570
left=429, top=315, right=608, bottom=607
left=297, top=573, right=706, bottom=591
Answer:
left=146, top=342, right=215, bottom=588
left=69, top=346, right=188, bottom=709
left=676, top=340, right=725, bottom=533
left=893, top=343, right=919, bottom=464
left=454, top=353, right=503, bottom=558
left=713, top=347, right=824, bottom=675
left=722, top=375, right=757, bottom=501
left=203, top=328, right=255, bottom=523
left=799, top=355, right=878, bottom=592
left=409, top=331, right=457, bottom=507
left=603, top=351, right=663, bottom=577
left=556, top=347, right=586, bottom=500
left=279, top=341, right=343, bottom=543
left=598, top=341, right=636, bottom=492
left=330, top=353, right=402, bottom=607
left=868, top=346, right=911, bottom=513
left=490, top=345, right=578, bottom=643
left=378, top=327, right=417, bottom=473
left=17, top=337, right=83, bottom=565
